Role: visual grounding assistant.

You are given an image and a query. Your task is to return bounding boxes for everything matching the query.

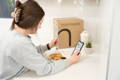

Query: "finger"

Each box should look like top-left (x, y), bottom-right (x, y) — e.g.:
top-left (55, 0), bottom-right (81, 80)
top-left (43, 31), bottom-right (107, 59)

top-left (73, 51), bottom-right (80, 56)
top-left (54, 38), bottom-right (59, 42)
top-left (54, 38), bottom-right (59, 45)
top-left (77, 52), bottom-right (80, 55)
top-left (74, 50), bottom-right (80, 54)
top-left (56, 38), bottom-right (59, 42)
top-left (76, 52), bottom-right (81, 56)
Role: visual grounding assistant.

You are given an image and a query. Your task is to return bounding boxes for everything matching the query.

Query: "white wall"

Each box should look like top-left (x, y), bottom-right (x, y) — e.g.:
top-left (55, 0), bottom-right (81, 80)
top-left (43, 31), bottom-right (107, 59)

top-left (96, 0), bottom-right (114, 79)
top-left (0, 0), bottom-right (113, 52)
top-left (107, 0), bottom-right (120, 80)
top-left (35, 0), bottom-right (114, 58)
top-left (0, 0), bottom-right (113, 53)
top-left (99, 0), bottom-right (114, 53)
top-left (0, 18), bottom-right (12, 36)
top-left (34, 0), bottom-right (102, 48)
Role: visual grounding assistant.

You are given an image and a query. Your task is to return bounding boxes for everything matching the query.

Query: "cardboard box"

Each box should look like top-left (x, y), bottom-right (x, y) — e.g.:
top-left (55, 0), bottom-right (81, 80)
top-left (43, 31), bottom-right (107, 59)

top-left (53, 18), bottom-right (84, 49)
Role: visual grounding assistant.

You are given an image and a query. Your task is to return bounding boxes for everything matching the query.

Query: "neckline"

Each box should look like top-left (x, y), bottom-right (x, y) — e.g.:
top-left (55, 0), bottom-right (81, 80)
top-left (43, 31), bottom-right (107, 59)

top-left (12, 30), bottom-right (31, 39)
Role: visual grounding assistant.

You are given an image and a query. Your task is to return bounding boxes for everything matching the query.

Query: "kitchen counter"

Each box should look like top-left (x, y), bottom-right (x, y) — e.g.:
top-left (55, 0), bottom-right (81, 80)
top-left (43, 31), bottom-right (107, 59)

top-left (13, 48), bottom-right (107, 80)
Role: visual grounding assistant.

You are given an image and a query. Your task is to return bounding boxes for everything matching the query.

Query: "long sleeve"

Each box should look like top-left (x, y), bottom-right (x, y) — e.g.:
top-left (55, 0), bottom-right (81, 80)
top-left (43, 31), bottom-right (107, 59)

top-left (8, 41), bottom-right (70, 76)
top-left (36, 44), bottom-right (48, 54)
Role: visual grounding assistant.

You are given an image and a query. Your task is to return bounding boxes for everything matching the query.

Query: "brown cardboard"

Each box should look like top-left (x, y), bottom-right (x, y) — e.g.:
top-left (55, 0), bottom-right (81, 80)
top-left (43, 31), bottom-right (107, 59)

top-left (53, 18), bottom-right (84, 49)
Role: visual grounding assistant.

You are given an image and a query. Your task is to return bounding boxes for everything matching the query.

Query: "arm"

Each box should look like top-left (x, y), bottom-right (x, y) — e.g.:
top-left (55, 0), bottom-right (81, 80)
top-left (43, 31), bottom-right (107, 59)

top-left (9, 42), bottom-right (70, 76)
top-left (36, 38), bottom-right (58, 54)
top-left (36, 44), bottom-right (49, 54)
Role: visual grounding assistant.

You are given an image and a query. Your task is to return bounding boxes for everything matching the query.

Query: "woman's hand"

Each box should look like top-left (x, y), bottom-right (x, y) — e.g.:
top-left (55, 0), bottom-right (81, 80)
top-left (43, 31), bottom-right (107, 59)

top-left (49, 38), bottom-right (58, 48)
top-left (70, 51), bottom-right (80, 65)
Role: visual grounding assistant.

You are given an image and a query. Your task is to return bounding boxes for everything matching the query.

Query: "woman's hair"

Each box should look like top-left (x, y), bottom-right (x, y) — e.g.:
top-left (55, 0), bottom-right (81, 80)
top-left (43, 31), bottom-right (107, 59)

top-left (10, 0), bottom-right (45, 30)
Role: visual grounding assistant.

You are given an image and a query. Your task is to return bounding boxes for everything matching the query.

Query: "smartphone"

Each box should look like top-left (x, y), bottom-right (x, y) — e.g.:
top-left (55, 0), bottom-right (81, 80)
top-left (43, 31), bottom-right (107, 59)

top-left (72, 41), bottom-right (84, 55)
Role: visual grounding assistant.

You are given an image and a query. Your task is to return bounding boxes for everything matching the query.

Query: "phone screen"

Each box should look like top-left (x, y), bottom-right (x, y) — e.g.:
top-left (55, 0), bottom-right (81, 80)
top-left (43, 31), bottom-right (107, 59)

top-left (72, 41), bottom-right (84, 55)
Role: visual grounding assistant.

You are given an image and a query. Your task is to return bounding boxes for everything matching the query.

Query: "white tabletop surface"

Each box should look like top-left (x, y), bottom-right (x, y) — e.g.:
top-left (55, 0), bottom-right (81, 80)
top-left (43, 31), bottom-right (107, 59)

top-left (13, 48), bottom-right (107, 80)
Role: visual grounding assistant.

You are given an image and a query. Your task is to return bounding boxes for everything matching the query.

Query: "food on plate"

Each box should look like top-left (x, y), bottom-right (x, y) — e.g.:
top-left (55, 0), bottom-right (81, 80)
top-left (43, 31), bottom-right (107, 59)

top-left (49, 52), bottom-right (66, 60)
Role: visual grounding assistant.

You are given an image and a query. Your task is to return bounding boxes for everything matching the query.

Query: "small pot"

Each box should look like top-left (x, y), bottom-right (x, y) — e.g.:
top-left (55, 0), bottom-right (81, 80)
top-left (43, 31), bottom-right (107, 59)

top-left (85, 48), bottom-right (93, 54)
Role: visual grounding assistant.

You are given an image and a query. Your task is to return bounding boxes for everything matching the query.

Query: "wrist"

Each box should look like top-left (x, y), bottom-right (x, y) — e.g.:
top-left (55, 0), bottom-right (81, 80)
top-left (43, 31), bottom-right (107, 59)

top-left (68, 59), bottom-right (72, 65)
top-left (47, 43), bottom-right (51, 50)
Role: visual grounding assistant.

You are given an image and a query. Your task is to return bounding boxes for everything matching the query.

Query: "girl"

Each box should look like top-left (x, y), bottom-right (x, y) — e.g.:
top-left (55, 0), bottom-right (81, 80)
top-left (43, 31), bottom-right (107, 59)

top-left (0, 0), bottom-right (80, 80)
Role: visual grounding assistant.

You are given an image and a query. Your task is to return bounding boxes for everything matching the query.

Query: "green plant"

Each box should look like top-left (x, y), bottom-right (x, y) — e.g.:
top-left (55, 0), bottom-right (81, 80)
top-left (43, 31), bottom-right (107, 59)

top-left (7, 0), bottom-right (15, 11)
top-left (86, 42), bottom-right (92, 48)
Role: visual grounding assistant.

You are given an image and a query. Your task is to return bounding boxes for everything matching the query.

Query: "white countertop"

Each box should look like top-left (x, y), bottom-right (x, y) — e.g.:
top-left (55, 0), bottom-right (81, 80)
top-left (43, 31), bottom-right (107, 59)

top-left (13, 48), bottom-right (107, 80)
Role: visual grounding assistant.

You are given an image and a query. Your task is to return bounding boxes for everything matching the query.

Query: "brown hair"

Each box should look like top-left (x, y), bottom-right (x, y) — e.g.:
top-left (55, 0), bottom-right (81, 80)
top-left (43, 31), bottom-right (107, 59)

top-left (11, 0), bottom-right (45, 30)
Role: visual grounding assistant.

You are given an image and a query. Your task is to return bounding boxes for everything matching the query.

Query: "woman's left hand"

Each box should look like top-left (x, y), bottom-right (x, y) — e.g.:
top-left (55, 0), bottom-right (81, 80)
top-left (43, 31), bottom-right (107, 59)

top-left (49, 38), bottom-right (58, 48)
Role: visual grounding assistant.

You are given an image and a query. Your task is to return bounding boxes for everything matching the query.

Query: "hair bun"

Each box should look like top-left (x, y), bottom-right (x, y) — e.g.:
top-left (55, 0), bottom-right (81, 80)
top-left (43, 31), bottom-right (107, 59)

top-left (16, 0), bottom-right (22, 8)
top-left (28, 0), bottom-right (34, 1)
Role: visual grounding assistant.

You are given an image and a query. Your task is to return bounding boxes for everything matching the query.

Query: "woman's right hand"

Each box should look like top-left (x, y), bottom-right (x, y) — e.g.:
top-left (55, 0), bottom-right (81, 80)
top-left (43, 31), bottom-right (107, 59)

top-left (69, 51), bottom-right (80, 65)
